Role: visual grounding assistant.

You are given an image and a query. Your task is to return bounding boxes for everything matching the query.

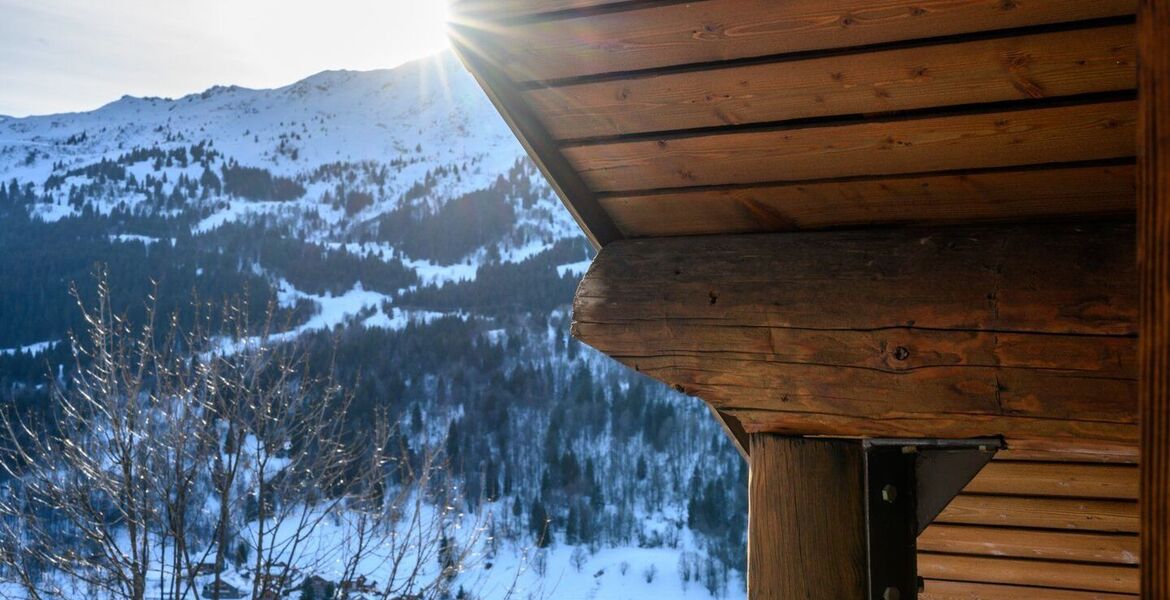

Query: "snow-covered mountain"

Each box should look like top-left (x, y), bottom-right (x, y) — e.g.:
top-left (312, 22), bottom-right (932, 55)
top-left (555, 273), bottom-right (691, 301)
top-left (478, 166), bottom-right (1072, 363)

top-left (0, 51), bottom-right (562, 240)
top-left (0, 50), bottom-right (745, 600)
top-left (0, 49), bottom-right (585, 343)
top-left (1, 50), bottom-right (517, 191)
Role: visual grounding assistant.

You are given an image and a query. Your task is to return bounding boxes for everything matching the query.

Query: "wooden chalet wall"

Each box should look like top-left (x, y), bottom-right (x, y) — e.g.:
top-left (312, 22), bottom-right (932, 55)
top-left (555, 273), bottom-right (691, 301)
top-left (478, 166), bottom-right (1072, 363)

top-left (921, 450), bottom-right (1139, 598)
top-left (449, 0), bottom-right (1152, 597)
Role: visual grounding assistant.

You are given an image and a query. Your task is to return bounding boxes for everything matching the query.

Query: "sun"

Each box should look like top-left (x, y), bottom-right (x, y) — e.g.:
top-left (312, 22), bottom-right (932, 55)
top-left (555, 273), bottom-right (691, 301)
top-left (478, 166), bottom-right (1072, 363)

top-left (389, 0), bottom-right (452, 60)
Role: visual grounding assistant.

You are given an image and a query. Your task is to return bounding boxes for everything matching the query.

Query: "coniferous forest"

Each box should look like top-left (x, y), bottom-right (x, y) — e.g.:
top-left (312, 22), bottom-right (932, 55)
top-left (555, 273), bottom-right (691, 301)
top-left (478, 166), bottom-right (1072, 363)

top-left (0, 52), bottom-right (746, 599)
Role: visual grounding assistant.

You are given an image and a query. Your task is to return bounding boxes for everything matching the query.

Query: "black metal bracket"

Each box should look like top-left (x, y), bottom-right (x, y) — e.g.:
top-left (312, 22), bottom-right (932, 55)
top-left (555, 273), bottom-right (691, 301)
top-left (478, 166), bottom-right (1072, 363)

top-left (862, 438), bottom-right (1001, 600)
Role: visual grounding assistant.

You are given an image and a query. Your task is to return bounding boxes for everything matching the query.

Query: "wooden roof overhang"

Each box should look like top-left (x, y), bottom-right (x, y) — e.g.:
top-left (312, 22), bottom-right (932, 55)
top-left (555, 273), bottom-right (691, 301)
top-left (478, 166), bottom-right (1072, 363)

top-left (448, 0), bottom-right (1168, 597)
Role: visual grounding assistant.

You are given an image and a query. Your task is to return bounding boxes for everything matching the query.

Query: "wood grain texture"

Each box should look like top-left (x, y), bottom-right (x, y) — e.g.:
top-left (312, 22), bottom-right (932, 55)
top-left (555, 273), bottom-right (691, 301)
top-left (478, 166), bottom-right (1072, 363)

top-left (562, 100), bottom-right (1137, 192)
top-left (1136, 0), bottom-right (1170, 595)
top-left (966, 462), bottom-right (1138, 499)
top-left (919, 554), bottom-right (1138, 594)
top-left (598, 164), bottom-right (1136, 237)
top-left (472, 0), bottom-right (1136, 83)
top-left (526, 24), bottom-right (1136, 140)
top-left (937, 495), bottom-right (1139, 532)
top-left (729, 409), bottom-right (1139, 447)
top-left (572, 223), bottom-right (1138, 444)
top-left (992, 441), bottom-right (1140, 464)
top-left (921, 579), bottom-right (1137, 599)
top-left (918, 524), bottom-right (1139, 564)
top-left (748, 435), bottom-right (866, 599)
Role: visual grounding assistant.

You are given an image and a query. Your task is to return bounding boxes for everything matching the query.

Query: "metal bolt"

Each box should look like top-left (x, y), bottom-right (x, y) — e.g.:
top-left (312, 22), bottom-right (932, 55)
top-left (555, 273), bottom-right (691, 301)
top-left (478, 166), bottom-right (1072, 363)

top-left (883, 586), bottom-right (901, 600)
top-left (881, 484), bottom-right (898, 504)
top-left (892, 346), bottom-right (910, 361)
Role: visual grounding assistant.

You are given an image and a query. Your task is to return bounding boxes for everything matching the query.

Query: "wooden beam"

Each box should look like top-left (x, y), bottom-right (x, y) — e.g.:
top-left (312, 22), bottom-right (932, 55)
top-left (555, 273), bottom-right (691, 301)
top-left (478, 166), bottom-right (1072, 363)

top-left (525, 24), bottom-right (1137, 140)
top-left (448, 39), bottom-right (622, 248)
top-left (572, 223), bottom-right (1138, 447)
top-left (748, 435), bottom-right (866, 599)
top-left (1137, 0), bottom-right (1170, 594)
top-left (562, 100), bottom-right (1136, 192)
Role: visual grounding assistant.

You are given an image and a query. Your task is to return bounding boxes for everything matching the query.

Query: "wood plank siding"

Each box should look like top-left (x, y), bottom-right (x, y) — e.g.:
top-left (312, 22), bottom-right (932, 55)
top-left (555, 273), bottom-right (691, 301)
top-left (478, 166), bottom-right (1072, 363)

top-left (919, 455), bottom-right (1141, 596)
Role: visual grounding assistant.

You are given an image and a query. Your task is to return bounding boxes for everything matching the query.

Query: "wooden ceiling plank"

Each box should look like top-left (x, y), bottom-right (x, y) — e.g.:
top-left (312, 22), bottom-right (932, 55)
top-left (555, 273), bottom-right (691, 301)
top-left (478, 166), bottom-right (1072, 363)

top-left (525, 24), bottom-right (1136, 140)
top-left (597, 164), bottom-right (1135, 237)
top-left (562, 100), bottom-right (1136, 192)
top-left (473, 0), bottom-right (1135, 83)
top-left (919, 554), bottom-right (1138, 594)
top-left (937, 495), bottom-right (1139, 533)
top-left (918, 524), bottom-right (1140, 564)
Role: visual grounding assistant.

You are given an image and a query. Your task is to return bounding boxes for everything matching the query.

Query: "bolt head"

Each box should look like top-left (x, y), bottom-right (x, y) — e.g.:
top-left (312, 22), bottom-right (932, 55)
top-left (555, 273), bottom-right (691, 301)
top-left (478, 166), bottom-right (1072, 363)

top-left (883, 586), bottom-right (901, 600)
top-left (881, 484), bottom-right (898, 504)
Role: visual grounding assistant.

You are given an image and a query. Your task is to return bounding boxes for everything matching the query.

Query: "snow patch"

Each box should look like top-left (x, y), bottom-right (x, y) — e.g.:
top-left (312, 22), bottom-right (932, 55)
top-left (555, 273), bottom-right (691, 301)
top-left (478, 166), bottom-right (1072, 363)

top-left (557, 259), bottom-right (592, 278)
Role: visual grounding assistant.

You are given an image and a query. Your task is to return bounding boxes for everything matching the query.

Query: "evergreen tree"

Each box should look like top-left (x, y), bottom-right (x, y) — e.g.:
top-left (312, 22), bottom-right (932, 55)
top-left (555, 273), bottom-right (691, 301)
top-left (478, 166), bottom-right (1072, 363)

top-left (530, 498), bottom-right (552, 548)
top-left (411, 403), bottom-right (423, 434)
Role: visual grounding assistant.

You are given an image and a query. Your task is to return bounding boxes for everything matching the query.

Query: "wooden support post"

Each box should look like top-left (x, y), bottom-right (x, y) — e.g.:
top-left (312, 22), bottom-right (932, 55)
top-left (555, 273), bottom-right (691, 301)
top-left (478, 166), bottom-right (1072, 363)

top-left (749, 435), bottom-right (867, 600)
top-left (1138, 0), bottom-right (1170, 595)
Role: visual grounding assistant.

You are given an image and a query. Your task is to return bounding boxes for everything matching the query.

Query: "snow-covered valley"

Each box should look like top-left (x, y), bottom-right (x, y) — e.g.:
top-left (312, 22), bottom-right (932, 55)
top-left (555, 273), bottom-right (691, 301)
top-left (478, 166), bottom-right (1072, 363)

top-left (0, 49), bottom-right (746, 600)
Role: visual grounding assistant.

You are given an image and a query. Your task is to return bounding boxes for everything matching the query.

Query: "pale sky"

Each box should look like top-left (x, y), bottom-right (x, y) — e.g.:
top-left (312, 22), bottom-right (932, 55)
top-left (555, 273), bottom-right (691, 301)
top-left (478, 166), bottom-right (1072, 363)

top-left (0, 0), bottom-right (452, 117)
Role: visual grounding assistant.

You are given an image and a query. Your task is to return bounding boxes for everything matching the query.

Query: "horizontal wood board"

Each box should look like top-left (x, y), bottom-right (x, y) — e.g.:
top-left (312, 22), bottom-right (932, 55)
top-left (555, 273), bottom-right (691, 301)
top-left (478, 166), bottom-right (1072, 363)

top-left (921, 579), bottom-right (1136, 599)
top-left (459, 0), bottom-right (1136, 83)
top-left (525, 24), bottom-right (1136, 140)
top-left (454, 0), bottom-right (1140, 239)
top-left (562, 100), bottom-right (1137, 193)
top-left (597, 164), bottom-right (1135, 237)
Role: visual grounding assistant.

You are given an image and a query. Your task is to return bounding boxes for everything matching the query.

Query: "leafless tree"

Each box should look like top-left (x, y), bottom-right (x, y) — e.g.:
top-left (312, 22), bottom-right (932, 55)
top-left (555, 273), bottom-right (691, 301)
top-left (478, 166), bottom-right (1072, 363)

top-left (0, 274), bottom-right (523, 600)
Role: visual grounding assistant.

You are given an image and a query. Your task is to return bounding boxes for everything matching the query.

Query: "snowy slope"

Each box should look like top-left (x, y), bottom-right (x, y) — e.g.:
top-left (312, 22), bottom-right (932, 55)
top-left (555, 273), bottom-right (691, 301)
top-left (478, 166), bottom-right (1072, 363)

top-left (0, 51), bottom-right (746, 600)
top-left (0, 50), bottom-right (518, 184)
top-left (0, 49), bottom-right (535, 234)
top-left (0, 49), bottom-right (583, 345)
